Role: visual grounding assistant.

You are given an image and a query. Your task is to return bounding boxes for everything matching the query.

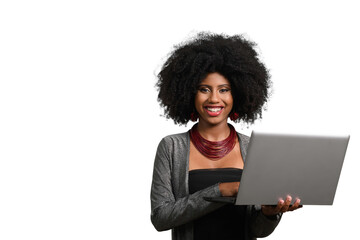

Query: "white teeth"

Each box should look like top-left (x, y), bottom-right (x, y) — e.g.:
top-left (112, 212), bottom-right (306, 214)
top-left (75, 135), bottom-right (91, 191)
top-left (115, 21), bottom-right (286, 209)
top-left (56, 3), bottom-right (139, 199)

top-left (207, 108), bottom-right (222, 112)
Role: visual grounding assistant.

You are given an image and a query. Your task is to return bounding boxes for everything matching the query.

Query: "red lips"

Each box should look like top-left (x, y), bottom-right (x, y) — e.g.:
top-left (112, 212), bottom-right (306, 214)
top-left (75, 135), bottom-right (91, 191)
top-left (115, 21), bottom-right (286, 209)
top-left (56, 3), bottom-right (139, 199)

top-left (204, 106), bottom-right (224, 117)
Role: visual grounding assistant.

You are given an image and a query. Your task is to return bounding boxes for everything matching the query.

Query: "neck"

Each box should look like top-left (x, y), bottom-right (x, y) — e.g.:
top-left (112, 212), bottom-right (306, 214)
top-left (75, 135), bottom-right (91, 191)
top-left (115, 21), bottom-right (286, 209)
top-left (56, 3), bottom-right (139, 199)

top-left (196, 120), bottom-right (231, 141)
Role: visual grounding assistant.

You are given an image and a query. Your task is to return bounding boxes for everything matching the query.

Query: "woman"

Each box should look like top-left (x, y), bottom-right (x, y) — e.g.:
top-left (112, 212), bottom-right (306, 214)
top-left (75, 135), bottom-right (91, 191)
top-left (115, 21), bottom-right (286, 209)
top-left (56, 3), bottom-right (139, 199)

top-left (151, 32), bottom-right (302, 240)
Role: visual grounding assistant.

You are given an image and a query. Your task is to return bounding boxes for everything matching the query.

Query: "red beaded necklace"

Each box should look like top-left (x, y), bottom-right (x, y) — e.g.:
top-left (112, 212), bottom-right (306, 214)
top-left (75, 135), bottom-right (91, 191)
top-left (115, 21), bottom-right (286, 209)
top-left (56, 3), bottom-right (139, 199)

top-left (189, 123), bottom-right (237, 160)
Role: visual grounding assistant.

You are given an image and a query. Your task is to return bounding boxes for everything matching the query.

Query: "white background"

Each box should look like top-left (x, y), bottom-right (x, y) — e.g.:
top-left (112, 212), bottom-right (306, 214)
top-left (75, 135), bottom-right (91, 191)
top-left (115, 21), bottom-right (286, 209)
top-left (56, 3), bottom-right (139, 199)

top-left (1, 0), bottom-right (359, 239)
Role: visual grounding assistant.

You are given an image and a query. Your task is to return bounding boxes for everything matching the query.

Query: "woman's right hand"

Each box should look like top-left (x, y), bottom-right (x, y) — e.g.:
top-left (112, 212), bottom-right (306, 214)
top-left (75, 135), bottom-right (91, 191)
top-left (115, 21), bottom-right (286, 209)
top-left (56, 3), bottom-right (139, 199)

top-left (219, 182), bottom-right (240, 196)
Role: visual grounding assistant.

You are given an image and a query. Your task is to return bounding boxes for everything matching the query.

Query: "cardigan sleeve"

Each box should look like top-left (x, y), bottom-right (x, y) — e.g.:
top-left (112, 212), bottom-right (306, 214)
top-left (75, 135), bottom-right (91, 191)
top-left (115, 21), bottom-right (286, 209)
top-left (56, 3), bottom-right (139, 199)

top-left (150, 137), bottom-right (225, 232)
top-left (248, 205), bottom-right (282, 238)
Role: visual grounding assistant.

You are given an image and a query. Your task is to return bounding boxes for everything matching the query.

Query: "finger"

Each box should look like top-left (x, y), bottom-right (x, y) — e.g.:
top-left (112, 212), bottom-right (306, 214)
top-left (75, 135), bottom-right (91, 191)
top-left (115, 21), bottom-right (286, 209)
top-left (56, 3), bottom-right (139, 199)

top-left (288, 198), bottom-right (301, 211)
top-left (274, 199), bottom-right (284, 213)
top-left (281, 196), bottom-right (292, 212)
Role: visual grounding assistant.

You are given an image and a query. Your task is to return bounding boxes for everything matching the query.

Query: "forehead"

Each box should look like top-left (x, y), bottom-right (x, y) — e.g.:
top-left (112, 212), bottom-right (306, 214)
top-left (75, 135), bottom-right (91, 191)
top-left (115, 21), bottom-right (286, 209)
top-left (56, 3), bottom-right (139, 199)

top-left (199, 73), bottom-right (230, 86)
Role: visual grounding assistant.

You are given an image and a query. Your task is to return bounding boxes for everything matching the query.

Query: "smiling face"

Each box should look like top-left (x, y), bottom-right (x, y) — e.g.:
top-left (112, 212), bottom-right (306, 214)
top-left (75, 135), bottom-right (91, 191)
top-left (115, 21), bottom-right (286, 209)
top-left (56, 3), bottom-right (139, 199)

top-left (195, 72), bottom-right (233, 126)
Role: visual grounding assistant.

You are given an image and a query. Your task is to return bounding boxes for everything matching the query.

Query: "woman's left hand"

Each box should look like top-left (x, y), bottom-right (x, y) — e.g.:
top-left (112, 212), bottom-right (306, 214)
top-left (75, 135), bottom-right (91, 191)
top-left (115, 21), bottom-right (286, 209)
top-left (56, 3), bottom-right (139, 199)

top-left (261, 195), bottom-right (303, 216)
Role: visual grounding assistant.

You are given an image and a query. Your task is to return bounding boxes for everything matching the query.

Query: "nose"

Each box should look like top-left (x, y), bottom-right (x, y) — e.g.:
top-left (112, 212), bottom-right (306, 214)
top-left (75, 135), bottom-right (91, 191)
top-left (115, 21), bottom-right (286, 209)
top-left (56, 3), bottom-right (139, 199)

top-left (209, 91), bottom-right (220, 103)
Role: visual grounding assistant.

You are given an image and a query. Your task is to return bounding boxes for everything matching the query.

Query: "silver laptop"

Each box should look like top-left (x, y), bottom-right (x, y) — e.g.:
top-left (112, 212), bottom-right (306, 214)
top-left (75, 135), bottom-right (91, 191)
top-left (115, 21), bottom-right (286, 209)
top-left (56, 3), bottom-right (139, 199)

top-left (206, 131), bottom-right (350, 205)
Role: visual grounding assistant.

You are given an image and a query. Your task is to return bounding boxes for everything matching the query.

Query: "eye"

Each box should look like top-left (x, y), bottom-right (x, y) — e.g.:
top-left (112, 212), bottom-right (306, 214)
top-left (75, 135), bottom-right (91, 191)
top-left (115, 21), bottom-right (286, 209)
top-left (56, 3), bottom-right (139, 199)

top-left (199, 87), bottom-right (210, 93)
top-left (219, 88), bottom-right (231, 93)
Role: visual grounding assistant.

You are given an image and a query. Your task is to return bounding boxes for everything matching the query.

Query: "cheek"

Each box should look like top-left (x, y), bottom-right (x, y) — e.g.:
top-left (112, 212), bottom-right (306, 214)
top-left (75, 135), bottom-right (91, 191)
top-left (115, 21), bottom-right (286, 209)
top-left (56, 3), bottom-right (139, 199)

top-left (195, 93), bottom-right (207, 103)
top-left (225, 95), bottom-right (234, 106)
top-left (194, 95), bottom-right (203, 111)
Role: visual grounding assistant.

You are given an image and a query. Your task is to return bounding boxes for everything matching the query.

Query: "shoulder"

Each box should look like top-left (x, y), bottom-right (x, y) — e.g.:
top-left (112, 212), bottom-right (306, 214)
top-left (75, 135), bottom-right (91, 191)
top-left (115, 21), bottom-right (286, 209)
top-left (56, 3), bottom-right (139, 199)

top-left (237, 132), bottom-right (250, 145)
top-left (154, 132), bottom-right (189, 168)
top-left (161, 131), bottom-right (189, 143)
top-left (157, 131), bottom-right (189, 153)
top-left (237, 132), bottom-right (250, 159)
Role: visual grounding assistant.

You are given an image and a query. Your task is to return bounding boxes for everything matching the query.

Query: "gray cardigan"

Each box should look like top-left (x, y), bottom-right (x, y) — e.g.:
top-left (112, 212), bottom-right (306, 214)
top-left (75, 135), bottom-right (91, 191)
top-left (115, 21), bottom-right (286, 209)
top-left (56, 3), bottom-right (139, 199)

top-left (150, 131), bottom-right (281, 240)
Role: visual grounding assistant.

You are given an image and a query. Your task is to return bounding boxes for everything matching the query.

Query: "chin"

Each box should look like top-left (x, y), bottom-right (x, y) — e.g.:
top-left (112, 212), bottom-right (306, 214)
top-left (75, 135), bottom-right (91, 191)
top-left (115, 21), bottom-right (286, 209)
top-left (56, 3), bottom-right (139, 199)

top-left (201, 117), bottom-right (228, 126)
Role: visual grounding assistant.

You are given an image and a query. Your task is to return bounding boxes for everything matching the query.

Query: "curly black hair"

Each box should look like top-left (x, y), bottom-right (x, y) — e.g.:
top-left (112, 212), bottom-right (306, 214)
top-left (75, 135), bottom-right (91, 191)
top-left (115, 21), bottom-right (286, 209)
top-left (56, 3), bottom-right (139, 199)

top-left (156, 32), bottom-right (271, 125)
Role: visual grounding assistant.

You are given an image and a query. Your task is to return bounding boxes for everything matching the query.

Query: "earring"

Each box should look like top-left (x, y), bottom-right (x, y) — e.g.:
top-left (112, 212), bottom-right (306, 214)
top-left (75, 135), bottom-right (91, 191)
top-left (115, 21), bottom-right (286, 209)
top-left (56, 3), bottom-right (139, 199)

top-left (229, 112), bottom-right (239, 121)
top-left (190, 112), bottom-right (198, 122)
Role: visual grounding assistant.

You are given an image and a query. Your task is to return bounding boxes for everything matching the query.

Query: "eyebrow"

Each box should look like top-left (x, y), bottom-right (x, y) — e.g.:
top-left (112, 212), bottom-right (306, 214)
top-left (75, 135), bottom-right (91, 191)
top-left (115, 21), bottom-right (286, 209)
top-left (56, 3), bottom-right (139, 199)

top-left (198, 84), bottom-right (231, 88)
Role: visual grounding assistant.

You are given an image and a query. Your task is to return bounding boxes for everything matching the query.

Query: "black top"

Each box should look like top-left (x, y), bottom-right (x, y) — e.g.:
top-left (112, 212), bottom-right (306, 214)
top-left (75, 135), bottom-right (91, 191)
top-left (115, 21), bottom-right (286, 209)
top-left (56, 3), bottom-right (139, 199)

top-left (189, 168), bottom-right (246, 240)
